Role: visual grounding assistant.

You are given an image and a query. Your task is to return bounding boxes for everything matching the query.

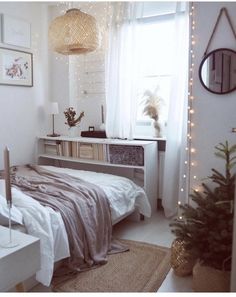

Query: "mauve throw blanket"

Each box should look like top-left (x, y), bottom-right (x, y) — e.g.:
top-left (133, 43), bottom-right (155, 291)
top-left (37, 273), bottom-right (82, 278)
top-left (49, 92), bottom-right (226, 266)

top-left (9, 164), bottom-right (128, 273)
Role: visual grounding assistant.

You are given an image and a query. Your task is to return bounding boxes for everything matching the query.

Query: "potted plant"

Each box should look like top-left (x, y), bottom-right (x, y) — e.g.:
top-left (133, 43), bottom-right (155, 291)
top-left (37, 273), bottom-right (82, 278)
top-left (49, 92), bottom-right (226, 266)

top-left (170, 141), bottom-right (236, 292)
top-left (64, 107), bottom-right (84, 137)
top-left (142, 87), bottom-right (163, 137)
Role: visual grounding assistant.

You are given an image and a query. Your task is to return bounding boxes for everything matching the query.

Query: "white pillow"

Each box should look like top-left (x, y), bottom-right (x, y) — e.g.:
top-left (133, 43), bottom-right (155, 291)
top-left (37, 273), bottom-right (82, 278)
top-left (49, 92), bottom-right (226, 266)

top-left (0, 180), bottom-right (23, 226)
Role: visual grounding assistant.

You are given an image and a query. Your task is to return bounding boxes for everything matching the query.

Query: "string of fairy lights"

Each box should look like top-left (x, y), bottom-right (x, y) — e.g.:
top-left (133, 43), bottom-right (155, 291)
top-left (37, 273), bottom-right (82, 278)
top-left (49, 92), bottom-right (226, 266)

top-left (49, 2), bottom-right (198, 220)
top-left (178, 2), bottom-right (198, 219)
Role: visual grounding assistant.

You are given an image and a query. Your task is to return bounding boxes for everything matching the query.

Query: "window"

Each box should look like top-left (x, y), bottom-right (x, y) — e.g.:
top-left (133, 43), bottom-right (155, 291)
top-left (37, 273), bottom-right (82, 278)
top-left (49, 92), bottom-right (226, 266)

top-left (105, 2), bottom-right (187, 139)
top-left (134, 14), bottom-right (175, 137)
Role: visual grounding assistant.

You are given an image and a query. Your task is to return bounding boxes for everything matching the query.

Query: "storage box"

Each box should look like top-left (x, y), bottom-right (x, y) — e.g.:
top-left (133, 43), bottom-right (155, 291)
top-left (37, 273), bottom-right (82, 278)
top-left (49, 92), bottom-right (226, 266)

top-left (81, 131), bottom-right (106, 138)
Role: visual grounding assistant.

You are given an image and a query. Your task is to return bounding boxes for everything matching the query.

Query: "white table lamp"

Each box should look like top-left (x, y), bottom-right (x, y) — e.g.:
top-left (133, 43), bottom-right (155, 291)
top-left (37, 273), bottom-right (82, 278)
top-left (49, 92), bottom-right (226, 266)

top-left (47, 102), bottom-right (60, 137)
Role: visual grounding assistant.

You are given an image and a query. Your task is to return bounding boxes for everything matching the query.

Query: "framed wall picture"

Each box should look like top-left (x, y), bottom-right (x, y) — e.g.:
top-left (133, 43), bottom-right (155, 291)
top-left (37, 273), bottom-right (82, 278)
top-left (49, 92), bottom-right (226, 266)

top-left (1, 14), bottom-right (31, 48)
top-left (0, 47), bottom-right (33, 87)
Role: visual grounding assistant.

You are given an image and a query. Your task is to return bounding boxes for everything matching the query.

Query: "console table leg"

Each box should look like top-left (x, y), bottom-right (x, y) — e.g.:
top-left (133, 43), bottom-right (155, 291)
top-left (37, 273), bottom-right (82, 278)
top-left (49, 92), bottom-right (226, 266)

top-left (140, 214), bottom-right (145, 221)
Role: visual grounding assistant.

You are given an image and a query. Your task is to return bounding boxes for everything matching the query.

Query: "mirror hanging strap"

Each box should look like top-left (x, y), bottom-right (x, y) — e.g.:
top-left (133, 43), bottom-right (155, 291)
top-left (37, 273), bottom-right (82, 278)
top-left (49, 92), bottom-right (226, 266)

top-left (204, 7), bottom-right (236, 56)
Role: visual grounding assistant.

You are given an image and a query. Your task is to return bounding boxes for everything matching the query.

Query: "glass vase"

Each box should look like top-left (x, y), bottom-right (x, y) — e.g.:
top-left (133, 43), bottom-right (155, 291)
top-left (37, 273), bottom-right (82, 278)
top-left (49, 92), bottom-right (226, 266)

top-left (68, 126), bottom-right (80, 137)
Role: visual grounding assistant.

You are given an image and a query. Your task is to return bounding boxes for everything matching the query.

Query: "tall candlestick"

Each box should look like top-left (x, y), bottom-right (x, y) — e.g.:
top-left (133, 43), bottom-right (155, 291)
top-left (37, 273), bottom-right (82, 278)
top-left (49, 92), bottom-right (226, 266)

top-left (101, 105), bottom-right (104, 124)
top-left (4, 147), bottom-right (12, 207)
top-left (0, 147), bottom-right (18, 248)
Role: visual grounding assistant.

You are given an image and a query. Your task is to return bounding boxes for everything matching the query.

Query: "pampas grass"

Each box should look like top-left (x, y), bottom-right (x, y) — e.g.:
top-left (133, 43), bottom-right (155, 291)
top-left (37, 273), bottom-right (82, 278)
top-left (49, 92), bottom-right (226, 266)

top-left (142, 87), bottom-right (163, 137)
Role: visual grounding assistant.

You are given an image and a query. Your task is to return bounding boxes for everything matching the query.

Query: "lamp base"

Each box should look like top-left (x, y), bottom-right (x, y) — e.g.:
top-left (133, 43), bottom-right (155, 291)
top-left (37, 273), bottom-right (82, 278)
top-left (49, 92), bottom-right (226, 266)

top-left (1, 204), bottom-right (19, 249)
top-left (0, 241), bottom-right (19, 249)
top-left (47, 133), bottom-right (60, 137)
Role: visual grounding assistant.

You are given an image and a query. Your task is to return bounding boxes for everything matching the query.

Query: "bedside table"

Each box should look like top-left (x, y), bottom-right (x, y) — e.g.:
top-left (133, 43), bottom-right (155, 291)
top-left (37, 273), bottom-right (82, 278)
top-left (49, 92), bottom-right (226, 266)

top-left (0, 226), bottom-right (40, 292)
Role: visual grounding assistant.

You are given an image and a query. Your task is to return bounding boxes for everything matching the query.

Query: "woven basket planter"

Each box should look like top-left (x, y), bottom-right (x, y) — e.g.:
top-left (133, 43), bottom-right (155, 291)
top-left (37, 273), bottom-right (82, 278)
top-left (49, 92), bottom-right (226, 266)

top-left (192, 261), bottom-right (230, 292)
top-left (170, 239), bottom-right (196, 277)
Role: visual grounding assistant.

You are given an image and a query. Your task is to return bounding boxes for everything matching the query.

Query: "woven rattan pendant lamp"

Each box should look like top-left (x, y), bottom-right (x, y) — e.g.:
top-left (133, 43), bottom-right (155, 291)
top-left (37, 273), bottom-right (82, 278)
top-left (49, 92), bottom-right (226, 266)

top-left (48, 8), bottom-right (100, 55)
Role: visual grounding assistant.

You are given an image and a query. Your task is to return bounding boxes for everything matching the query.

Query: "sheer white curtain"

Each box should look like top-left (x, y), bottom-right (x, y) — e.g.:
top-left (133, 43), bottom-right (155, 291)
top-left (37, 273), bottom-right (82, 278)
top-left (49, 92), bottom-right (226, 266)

top-left (105, 2), bottom-right (141, 139)
top-left (162, 4), bottom-right (189, 218)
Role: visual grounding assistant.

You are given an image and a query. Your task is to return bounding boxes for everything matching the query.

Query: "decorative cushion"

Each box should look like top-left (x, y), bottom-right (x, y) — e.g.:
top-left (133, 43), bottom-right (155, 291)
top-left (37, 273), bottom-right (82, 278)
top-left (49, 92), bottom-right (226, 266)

top-left (0, 179), bottom-right (23, 226)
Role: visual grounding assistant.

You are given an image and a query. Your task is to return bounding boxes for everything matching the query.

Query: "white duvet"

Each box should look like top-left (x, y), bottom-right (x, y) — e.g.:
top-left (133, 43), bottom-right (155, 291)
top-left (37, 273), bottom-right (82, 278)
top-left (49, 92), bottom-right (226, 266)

top-left (9, 166), bottom-right (151, 287)
top-left (11, 187), bottom-right (70, 287)
top-left (42, 166), bottom-right (151, 222)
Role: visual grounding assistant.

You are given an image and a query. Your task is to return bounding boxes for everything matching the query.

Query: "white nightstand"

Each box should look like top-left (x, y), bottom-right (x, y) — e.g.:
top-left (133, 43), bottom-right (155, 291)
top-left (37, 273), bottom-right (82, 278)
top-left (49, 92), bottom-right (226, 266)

top-left (0, 226), bottom-right (40, 292)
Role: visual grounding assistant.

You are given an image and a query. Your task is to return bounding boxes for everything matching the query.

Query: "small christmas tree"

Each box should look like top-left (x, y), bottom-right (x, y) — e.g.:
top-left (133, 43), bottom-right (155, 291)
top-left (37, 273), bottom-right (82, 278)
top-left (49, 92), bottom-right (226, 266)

top-left (170, 141), bottom-right (236, 271)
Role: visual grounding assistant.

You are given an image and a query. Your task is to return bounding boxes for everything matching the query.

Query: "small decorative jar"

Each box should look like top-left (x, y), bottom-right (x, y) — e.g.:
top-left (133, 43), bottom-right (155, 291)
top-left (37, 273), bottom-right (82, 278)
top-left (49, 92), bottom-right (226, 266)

top-left (170, 238), bottom-right (196, 277)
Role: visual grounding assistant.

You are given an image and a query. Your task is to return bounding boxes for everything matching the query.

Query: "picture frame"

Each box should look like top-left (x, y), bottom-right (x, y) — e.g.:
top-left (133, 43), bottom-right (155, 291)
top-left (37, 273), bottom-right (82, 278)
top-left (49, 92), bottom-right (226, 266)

top-left (0, 47), bottom-right (33, 87)
top-left (89, 126), bottom-right (95, 132)
top-left (1, 14), bottom-right (31, 48)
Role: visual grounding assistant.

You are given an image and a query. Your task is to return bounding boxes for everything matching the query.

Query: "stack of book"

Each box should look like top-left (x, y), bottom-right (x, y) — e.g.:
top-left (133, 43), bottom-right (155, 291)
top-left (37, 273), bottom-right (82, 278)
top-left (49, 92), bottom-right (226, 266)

top-left (44, 140), bottom-right (110, 162)
top-left (62, 141), bottom-right (72, 157)
top-left (71, 142), bottom-right (79, 158)
top-left (56, 141), bottom-right (63, 156)
top-left (44, 140), bottom-right (58, 155)
top-left (97, 144), bottom-right (106, 161)
top-left (78, 143), bottom-right (108, 161)
top-left (79, 143), bottom-right (94, 159)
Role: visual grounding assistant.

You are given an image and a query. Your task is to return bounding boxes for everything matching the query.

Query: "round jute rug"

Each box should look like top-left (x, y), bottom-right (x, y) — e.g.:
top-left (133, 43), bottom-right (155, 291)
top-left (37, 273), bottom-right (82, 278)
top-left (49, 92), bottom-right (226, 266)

top-left (52, 239), bottom-right (171, 292)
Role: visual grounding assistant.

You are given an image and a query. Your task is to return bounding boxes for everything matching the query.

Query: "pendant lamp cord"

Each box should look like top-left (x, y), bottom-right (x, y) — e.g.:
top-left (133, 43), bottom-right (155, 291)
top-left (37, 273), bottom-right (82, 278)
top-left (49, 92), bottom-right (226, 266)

top-left (204, 7), bottom-right (236, 56)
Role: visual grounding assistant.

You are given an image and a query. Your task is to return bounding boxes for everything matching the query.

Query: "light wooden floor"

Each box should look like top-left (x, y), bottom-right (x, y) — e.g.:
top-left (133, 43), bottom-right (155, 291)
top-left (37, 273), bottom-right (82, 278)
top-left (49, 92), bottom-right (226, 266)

top-left (31, 211), bottom-right (192, 292)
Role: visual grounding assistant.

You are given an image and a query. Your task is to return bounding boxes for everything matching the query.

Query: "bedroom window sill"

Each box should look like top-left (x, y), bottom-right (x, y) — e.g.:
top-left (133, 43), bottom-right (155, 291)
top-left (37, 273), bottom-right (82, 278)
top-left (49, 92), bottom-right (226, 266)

top-left (134, 136), bottom-right (166, 141)
top-left (134, 136), bottom-right (166, 151)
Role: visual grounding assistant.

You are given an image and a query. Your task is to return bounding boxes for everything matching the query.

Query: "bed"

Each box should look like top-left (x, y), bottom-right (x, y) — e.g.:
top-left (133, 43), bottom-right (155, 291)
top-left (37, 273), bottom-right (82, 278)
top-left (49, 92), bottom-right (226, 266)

top-left (0, 165), bottom-right (151, 287)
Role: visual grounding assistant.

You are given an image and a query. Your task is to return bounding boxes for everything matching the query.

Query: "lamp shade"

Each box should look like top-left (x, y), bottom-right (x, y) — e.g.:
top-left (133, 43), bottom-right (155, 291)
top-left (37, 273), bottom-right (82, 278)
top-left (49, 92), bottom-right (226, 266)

top-left (48, 8), bottom-right (100, 55)
top-left (48, 102), bottom-right (59, 115)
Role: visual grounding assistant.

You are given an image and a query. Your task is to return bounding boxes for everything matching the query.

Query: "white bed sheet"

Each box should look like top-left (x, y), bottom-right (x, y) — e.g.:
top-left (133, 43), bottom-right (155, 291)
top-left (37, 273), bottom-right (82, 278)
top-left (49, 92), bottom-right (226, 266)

top-left (42, 165), bottom-right (152, 222)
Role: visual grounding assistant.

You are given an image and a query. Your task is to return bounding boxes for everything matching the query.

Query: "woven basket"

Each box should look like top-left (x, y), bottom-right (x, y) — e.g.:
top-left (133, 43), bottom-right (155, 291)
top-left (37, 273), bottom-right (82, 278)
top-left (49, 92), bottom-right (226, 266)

top-left (192, 261), bottom-right (230, 292)
top-left (170, 239), bottom-right (196, 277)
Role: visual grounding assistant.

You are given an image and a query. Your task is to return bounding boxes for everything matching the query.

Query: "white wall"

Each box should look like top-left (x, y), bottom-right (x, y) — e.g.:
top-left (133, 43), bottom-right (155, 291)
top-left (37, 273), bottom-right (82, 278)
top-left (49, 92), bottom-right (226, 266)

top-left (0, 2), bottom-right (50, 169)
top-left (48, 2), bottom-right (109, 136)
top-left (191, 2), bottom-right (236, 189)
top-left (48, 4), bottom-right (70, 136)
top-left (193, 7), bottom-right (236, 288)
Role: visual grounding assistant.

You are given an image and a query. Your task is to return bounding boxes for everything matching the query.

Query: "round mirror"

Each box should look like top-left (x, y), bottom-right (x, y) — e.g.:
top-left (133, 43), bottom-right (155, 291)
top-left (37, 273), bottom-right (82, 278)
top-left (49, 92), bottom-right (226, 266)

top-left (199, 48), bottom-right (236, 94)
